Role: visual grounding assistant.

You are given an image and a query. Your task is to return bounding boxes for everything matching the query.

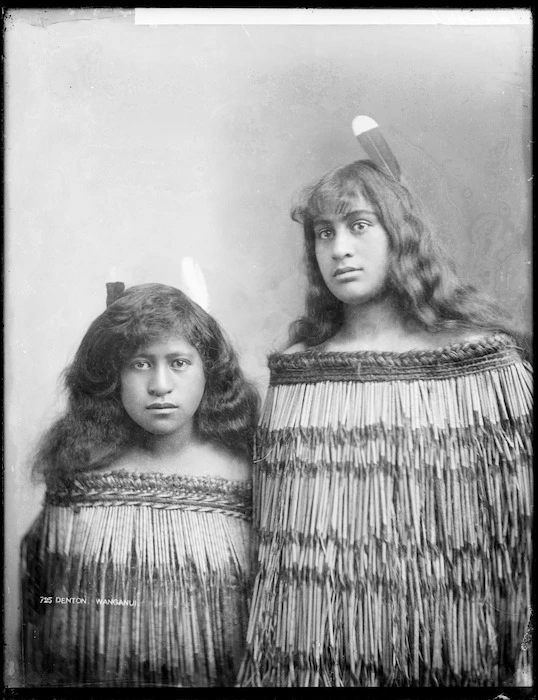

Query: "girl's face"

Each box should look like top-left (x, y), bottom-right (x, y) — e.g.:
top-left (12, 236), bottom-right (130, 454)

top-left (313, 191), bottom-right (391, 306)
top-left (120, 334), bottom-right (206, 440)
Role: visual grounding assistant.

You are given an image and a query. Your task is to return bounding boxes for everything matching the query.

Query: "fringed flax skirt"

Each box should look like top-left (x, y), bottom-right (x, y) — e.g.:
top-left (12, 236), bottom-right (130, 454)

top-left (21, 471), bottom-right (252, 687)
top-left (238, 334), bottom-right (532, 687)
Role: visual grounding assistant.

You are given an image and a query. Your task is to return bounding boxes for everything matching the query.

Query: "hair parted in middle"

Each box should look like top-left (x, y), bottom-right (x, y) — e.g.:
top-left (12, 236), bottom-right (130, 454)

top-left (288, 159), bottom-right (516, 348)
top-left (33, 283), bottom-right (259, 486)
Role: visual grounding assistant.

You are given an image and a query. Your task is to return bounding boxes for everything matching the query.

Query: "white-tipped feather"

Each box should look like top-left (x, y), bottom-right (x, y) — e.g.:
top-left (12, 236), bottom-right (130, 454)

top-left (352, 114), bottom-right (401, 181)
top-left (352, 115), bottom-right (379, 137)
top-left (179, 257), bottom-right (210, 312)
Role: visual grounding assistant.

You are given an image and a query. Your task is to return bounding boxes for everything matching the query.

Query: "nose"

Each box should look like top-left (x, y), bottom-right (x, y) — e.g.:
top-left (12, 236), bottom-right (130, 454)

top-left (331, 225), bottom-right (354, 260)
top-left (148, 364), bottom-right (174, 396)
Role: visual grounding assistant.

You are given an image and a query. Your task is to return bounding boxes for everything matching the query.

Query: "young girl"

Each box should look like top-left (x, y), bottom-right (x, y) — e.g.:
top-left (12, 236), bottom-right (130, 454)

top-left (238, 160), bottom-right (533, 687)
top-left (21, 283), bottom-right (259, 687)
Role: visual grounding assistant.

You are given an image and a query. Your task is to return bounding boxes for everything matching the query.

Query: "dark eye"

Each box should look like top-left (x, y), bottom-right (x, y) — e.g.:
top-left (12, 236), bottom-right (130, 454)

top-left (351, 221), bottom-right (369, 233)
top-left (132, 360), bottom-right (150, 370)
top-left (170, 359), bottom-right (189, 370)
top-left (316, 228), bottom-right (334, 240)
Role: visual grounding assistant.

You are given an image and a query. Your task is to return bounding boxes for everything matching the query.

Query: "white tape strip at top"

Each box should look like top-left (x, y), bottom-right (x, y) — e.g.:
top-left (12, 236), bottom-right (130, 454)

top-left (134, 8), bottom-right (531, 27)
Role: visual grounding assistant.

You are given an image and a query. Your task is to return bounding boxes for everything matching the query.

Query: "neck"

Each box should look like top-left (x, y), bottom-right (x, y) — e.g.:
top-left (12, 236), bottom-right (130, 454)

top-left (145, 424), bottom-right (200, 459)
top-left (341, 293), bottom-right (409, 340)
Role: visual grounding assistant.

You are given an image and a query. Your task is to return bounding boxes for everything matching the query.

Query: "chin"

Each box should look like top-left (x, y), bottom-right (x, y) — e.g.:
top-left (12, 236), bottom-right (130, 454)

top-left (144, 426), bottom-right (179, 437)
top-left (337, 284), bottom-right (390, 306)
top-left (335, 292), bottom-right (380, 306)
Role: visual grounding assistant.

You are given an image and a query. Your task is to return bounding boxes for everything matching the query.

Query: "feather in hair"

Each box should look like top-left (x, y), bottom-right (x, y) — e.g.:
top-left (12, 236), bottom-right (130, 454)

top-left (352, 115), bottom-right (401, 182)
top-left (106, 282), bottom-right (126, 307)
top-left (179, 257), bottom-right (210, 312)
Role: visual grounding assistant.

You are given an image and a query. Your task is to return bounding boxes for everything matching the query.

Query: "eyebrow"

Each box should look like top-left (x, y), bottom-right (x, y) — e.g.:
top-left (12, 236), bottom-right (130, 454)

top-left (313, 209), bottom-right (378, 225)
top-left (131, 351), bottom-right (195, 360)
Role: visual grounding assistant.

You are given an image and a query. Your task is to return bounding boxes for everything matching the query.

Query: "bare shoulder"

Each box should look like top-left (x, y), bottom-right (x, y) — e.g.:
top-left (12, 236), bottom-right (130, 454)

top-left (93, 448), bottom-right (149, 475)
top-left (437, 328), bottom-right (493, 347)
top-left (390, 327), bottom-right (495, 353)
top-left (198, 441), bottom-right (252, 483)
top-left (283, 341), bottom-right (308, 354)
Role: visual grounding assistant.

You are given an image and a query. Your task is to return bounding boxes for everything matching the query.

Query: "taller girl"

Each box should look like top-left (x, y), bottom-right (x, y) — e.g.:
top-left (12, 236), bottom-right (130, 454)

top-left (238, 160), bottom-right (532, 686)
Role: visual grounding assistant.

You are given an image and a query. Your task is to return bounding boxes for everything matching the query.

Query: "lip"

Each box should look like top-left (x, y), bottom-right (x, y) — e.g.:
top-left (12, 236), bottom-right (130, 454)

top-left (334, 266), bottom-right (363, 277)
top-left (146, 403), bottom-right (178, 410)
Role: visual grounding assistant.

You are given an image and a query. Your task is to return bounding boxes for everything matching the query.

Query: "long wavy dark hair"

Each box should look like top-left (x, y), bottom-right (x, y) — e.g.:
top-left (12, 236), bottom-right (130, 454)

top-left (33, 284), bottom-right (259, 487)
top-left (289, 159), bottom-right (530, 354)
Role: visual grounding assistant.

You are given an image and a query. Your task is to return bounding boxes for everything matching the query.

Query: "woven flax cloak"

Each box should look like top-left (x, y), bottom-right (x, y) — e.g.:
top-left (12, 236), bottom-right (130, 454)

top-left (238, 334), bottom-right (532, 687)
top-left (21, 472), bottom-right (252, 687)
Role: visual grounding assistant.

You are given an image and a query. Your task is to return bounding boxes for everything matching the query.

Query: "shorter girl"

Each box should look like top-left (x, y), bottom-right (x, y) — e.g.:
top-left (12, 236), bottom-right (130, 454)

top-left (21, 283), bottom-right (259, 687)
